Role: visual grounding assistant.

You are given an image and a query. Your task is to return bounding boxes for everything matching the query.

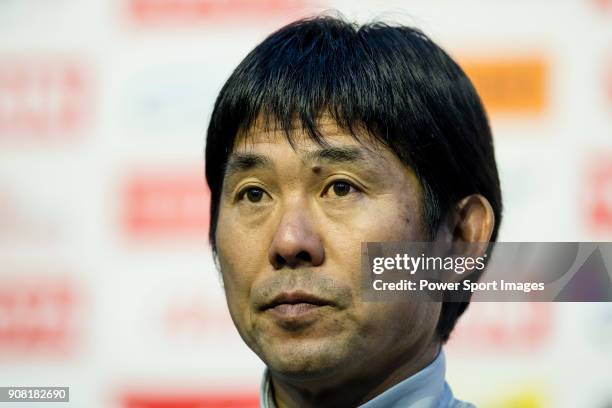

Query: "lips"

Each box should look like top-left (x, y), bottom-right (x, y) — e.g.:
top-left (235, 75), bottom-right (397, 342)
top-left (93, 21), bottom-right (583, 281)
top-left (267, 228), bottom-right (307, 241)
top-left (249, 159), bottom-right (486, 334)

top-left (260, 291), bottom-right (333, 319)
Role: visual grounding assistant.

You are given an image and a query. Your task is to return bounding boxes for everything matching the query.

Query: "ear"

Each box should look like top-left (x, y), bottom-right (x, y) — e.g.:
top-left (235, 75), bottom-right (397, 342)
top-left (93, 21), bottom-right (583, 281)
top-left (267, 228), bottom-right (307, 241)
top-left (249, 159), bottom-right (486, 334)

top-left (441, 194), bottom-right (495, 282)
top-left (450, 194), bottom-right (495, 244)
top-left (429, 194), bottom-right (495, 289)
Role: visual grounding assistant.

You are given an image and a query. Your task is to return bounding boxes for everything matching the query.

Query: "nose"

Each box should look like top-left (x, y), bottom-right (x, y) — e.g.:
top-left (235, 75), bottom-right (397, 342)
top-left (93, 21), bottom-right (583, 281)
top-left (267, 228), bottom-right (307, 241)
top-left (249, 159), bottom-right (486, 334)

top-left (268, 201), bottom-right (325, 269)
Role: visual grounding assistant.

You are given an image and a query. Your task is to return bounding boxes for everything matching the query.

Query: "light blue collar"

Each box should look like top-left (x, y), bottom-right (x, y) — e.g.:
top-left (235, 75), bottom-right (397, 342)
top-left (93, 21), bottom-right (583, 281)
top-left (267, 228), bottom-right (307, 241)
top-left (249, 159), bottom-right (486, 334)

top-left (259, 350), bottom-right (474, 407)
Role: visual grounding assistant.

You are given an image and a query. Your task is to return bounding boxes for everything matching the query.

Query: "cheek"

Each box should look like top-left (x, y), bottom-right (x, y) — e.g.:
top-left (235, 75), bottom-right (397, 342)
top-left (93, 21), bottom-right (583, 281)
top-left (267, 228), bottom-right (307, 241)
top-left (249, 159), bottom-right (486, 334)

top-left (324, 197), bottom-right (424, 291)
top-left (356, 301), bottom-right (441, 351)
top-left (327, 211), bottom-right (422, 281)
top-left (215, 206), bottom-right (276, 318)
top-left (216, 211), bottom-right (259, 314)
top-left (350, 191), bottom-right (424, 243)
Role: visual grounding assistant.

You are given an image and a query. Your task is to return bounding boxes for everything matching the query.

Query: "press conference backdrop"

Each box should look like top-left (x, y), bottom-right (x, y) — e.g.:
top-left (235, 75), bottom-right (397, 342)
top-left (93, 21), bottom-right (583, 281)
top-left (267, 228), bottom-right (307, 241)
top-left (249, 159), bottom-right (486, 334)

top-left (0, 1), bottom-right (610, 407)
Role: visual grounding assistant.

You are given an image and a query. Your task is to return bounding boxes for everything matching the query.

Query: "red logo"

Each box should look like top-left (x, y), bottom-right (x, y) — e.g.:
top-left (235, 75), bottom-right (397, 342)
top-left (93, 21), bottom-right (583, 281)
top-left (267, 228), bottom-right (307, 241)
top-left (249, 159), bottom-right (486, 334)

top-left (0, 59), bottom-right (90, 138)
top-left (588, 157), bottom-right (612, 231)
top-left (0, 276), bottom-right (78, 357)
top-left (122, 170), bottom-right (210, 239)
top-left (447, 303), bottom-right (552, 353)
top-left (122, 393), bottom-right (259, 408)
top-left (127, 0), bottom-right (307, 25)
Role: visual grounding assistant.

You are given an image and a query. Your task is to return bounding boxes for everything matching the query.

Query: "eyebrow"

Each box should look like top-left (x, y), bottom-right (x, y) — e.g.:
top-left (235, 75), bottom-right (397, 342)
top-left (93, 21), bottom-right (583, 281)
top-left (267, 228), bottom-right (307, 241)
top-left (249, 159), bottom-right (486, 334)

top-left (224, 153), bottom-right (273, 181)
top-left (223, 146), bottom-right (373, 181)
top-left (303, 146), bottom-right (366, 164)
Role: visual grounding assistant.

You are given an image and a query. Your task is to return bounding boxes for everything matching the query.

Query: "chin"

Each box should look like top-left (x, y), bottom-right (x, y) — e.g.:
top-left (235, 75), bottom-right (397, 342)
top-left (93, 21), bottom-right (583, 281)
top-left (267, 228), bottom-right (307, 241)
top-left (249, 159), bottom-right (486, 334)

top-left (261, 339), bottom-right (350, 380)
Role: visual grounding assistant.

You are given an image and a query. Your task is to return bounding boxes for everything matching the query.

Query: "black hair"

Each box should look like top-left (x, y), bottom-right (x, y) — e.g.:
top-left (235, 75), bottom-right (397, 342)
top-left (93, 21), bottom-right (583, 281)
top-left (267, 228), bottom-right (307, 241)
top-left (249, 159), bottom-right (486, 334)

top-left (205, 15), bottom-right (502, 342)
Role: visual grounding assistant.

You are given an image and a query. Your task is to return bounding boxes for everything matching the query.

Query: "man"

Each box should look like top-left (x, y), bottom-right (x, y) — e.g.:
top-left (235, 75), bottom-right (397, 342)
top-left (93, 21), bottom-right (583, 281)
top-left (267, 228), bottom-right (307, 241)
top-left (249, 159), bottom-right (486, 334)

top-left (205, 15), bottom-right (502, 408)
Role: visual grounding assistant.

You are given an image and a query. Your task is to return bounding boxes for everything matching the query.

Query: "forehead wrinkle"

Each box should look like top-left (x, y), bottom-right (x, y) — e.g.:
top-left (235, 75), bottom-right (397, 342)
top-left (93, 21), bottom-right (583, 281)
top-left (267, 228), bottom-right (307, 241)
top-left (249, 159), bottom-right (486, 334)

top-left (300, 145), bottom-right (384, 177)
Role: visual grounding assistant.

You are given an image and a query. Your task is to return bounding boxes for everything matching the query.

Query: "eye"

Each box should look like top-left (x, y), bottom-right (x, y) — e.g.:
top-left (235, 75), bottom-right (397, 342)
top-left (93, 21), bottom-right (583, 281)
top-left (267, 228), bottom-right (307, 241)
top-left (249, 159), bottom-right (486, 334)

top-left (332, 181), bottom-right (351, 196)
top-left (238, 187), bottom-right (267, 203)
top-left (323, 180), bottom-right (359, 198)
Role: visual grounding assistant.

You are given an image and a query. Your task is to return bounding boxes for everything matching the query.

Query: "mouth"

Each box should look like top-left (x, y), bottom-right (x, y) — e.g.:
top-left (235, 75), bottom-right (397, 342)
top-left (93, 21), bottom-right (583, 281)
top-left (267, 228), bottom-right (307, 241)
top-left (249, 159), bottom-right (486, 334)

top-left (261, 291), bottom-right (334, 319)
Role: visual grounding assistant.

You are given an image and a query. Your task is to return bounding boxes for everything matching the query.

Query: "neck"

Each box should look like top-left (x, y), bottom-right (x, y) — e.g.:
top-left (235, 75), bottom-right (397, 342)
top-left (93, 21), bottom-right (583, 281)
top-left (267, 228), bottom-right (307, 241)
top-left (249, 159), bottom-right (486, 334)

top-left (269, 341), bottom-right (441, 408)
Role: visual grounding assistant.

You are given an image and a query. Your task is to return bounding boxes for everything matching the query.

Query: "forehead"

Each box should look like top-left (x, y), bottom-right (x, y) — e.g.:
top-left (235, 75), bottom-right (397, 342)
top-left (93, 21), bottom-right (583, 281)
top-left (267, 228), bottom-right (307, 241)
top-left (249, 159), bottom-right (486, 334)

top-left (233, 117), bottom-right (386, 157)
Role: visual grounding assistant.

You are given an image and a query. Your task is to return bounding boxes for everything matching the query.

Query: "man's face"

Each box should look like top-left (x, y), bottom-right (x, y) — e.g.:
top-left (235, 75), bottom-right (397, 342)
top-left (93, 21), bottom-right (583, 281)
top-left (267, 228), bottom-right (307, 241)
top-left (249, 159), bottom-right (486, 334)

top-left (215, 120), bottom-right (441, 384)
